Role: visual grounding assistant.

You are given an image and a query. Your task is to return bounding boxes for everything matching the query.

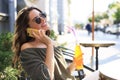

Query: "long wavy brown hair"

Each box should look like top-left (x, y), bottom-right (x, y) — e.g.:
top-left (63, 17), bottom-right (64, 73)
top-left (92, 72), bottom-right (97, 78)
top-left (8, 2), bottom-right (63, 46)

top-left (12, 6), bottom-right (43, 68)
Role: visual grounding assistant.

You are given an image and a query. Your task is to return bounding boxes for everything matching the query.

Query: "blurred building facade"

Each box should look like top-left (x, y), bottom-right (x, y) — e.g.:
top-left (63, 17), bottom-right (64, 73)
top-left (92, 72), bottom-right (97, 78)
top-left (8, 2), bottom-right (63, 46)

top-left (0, 0), bottom-right (71, 34)
top-left (57, 0), bottom-right (70, 35)
top-left (0, 0), bottom-right (16, 32)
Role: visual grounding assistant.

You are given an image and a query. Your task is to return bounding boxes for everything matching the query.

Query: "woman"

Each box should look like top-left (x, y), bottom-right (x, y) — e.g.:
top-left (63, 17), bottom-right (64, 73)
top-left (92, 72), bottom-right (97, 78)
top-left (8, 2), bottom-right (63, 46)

top-left (12, 6), bottom-right (77, 80)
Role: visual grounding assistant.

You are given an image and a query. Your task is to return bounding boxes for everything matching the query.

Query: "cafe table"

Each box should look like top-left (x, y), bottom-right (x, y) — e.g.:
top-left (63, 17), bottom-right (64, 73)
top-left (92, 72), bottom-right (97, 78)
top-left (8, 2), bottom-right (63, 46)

top-left (79, 40), bottom-right (115, 70)
top-left (100, 58), bottom-right (120, 80)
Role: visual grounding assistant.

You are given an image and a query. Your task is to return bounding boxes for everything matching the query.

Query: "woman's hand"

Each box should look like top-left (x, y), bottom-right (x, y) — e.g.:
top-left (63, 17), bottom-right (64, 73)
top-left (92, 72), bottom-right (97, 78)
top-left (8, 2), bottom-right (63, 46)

top-left (33, 29), bottom-right (52, 46)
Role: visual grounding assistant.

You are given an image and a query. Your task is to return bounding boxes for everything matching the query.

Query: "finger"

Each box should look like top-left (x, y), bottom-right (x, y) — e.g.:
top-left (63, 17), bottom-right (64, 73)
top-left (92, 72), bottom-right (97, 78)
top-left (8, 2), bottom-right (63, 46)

top-left (32, 31), bottom-right (39, 39)
top-left (40, 30), bottom-right (47, 37)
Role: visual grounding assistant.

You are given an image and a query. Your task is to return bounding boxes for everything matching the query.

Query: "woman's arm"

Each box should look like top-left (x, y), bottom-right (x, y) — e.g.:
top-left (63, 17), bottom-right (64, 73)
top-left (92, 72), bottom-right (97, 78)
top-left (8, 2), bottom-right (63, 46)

top-left (45, 44), bottom-right (54, 80)
top-left (67, 59), bottom-right (76, 74)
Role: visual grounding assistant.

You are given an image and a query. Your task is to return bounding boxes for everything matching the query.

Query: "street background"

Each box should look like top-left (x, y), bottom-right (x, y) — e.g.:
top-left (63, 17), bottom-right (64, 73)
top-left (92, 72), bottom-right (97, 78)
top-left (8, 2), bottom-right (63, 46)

top-left (57, 29), bottom-right (120, 79)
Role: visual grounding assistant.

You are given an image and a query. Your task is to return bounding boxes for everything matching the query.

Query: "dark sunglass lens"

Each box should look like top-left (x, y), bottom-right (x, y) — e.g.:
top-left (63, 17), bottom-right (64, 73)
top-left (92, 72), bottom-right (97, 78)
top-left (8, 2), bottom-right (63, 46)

top-left (35, 18), bottom-right (41, 24)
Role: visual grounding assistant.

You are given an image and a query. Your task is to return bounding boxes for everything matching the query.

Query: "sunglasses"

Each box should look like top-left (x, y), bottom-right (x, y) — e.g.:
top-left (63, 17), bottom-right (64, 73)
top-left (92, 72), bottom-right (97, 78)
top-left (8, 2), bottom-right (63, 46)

top-left (32, 12), bottom-right (46, 24)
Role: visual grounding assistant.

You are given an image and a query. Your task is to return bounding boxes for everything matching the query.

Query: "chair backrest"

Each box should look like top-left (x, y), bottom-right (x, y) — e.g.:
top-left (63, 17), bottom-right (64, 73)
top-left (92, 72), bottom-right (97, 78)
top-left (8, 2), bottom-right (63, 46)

top-left (58, 46), bottom-right (74, 63)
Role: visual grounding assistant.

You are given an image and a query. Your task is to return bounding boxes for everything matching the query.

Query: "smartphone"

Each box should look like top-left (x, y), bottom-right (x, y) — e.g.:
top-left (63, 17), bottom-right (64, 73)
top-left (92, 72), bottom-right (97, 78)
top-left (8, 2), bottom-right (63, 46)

top-left (27, 28), bottom-right (51, 37)
top-left (27, 28), bottom-right (39, 37)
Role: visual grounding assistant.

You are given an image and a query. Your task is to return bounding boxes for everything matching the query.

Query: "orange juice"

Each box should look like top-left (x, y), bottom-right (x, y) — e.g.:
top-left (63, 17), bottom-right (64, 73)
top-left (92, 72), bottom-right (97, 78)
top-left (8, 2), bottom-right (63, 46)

top-left (74, 44), bottom-right (83, 70)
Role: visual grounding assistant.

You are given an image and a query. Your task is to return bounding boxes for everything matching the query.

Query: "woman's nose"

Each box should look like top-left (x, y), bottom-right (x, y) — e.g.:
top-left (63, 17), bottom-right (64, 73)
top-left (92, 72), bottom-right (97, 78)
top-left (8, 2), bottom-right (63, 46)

top-left (41, 17), bottom-right (46, 23)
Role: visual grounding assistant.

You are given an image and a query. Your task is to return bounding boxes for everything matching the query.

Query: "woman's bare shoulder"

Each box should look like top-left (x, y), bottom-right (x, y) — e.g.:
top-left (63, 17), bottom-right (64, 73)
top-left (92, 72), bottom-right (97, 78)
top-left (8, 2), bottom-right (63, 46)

top-left (21, 42), bottom-right (32, 51)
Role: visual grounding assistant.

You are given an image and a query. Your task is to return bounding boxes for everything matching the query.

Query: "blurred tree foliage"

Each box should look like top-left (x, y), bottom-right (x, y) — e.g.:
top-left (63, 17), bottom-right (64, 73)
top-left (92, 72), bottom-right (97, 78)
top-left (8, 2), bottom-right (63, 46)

top-left (49, 30), bottom-right (58, 40)
top-left (108, 1), bottom-right (120, 24)
top-left (74, 23), bottom-right (84, 29)
top-left (0, 32), bottom-right (19, 80)
top-left (0, 66), bottom-right (19, 80)
top-left (114, 8), bottom-right (120, 24)
top-left (88, 12), bottom-right (109, 23)
top-left (0, 32), bottom-right (13, 72)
